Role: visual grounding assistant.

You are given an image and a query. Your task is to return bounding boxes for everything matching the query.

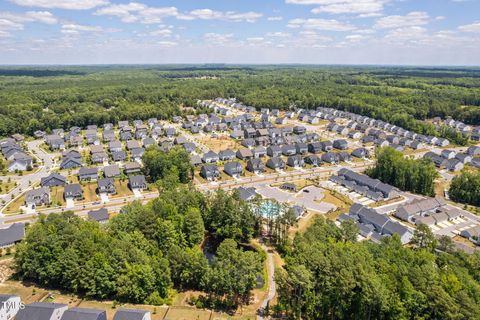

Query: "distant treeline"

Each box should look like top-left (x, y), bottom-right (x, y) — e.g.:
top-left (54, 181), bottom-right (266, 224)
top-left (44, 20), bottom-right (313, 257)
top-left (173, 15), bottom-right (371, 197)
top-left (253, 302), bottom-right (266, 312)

top-left (0, 66), bottom-right (479, 138)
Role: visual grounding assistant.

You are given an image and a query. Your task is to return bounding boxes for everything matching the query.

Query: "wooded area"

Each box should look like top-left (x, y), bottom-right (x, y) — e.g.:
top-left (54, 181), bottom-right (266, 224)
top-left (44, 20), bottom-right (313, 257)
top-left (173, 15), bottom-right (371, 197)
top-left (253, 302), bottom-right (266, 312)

top-left (0, 66), bottom-right (479, 141)
top-left (15, 184), bottom-right (263, 309)
top-left (449, 170), bottom-right (480, 207)
top-left (366, 147), bottom-right (438, 196)
top-left (276, 217), bottom-right (480, 319)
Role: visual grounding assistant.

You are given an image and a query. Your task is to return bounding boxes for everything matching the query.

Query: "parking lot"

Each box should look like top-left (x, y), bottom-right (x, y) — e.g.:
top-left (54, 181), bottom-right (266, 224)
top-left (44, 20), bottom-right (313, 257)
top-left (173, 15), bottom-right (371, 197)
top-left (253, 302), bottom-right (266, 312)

top-left (256, 184), bottom-right (336, 213)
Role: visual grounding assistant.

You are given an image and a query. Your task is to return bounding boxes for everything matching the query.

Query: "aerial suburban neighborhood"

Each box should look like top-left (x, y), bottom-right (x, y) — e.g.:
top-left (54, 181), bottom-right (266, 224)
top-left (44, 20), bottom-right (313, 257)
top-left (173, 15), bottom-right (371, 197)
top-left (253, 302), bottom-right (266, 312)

top-left (0, 0), bottom-right (480, 318)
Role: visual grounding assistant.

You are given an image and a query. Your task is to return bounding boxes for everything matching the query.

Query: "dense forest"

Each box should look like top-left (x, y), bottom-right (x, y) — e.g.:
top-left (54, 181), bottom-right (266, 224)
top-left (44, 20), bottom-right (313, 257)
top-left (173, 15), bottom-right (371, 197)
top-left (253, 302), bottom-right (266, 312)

top-left (366, 147), bottom-right (438, 196)
top-left (276, 217), bottom-right (480, 319)
top-left (449, 170), bottom-right (480, 207)
top-left (15, 183), bottom-right (263, 309)
top-left (0, 65), bottom-right (479, 140)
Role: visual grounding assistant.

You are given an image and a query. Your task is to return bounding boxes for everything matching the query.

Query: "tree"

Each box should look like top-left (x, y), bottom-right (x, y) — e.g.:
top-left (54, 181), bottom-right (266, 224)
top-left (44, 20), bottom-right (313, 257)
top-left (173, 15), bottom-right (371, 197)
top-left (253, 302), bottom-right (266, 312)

top-left (339, 219), bottom-right (359, 243)
top-left (183, 207), bottom-right (205, 246)
top-left (449, 170), bottom-right (480, 207)
top-left (116, 263), bottom-right (156, 304)
top-left (143, 146), bottom-right (193, 183)
top-left (202, 239), bottom-right (263, 308)
top-left (411, 223), bottom-right (437, 251)
top-left (205, 190), bottom-right (257, 242)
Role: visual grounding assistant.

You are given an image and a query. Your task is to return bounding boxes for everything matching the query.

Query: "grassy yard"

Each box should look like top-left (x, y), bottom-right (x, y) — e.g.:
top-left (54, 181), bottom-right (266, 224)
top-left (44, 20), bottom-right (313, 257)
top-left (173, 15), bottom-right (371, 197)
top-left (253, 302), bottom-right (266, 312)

top-left (50, 186), bottom-right (65, 207)
top-left (111, 179), bottom-right (133, 198)
top-left (79, 182), bottom-right (99, 203)
top-left (3, 194), bottom-right (26, 214)
top-left (0, 180), bottom-right (17, 194)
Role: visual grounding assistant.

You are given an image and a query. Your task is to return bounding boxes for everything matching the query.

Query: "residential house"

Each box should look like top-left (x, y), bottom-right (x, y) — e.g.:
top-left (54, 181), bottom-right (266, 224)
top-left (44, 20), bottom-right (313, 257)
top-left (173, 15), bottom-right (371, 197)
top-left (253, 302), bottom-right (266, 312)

top-left (143, 137), bottom-right (156, 148)
top-left (112, 150), bottom-right (127, 162)
top-left (266, 157), bottom-right (285, 170)
top-left (64, 184), bottom-right (83, 200)
top-left (131, 148), bottom-right (145, 161)
top-left (60, 156), bottom-right (82, 169)
top-left (45, 134), bottom-right (65, 150)
top-left (236, 148), bottom-right (253, 160)
top-left (467, 146), bottom-right (480, 156)
top-left (190, 155), bottom-right (202, 166)
top-left (218, 149), bottom-right (236, 161)
top-left (224, 161), bottom-right (243, 178)
top-left (333, 139), bottom-right (348, 150)
top-left (446, 158), bottom-right (464, 172)
top-left (200, 164), bottom-right (220, 181)
top-left (128, 175), bottom-right (147, 190)
top-left (351, 148), bottom-right (369, 158)
top-left (109, 140), bottom-right (123, 153)
top-left (61, 307), bottom-right (107, 320)
top-left (287, 155), bottom-right (305, 168)
top-left (113, 309), bottom-right (151, 320)
top-left (124, 162), bottom-right (141, 175)
top-left (282, 144), bottom-right (296, 156)
top-left (97, 178), bottom-right (116, 194)
top-left (0, 223), bottom-right (24, 248)
top-left (0, 295), bottom-right (21, 319)
top-left (252, 146), bottom-right (267, 158)
top-left (8, 152), bottom-right (33, 172)
top-left (41, 173), bottom-right (66, 187)
top-left (126, 140), bottom-right (141, 150)
top-left (246, 159), bottom-right (265, 174)
top-left (441, 149), bottom-right (456, 159)
top-left (92, 152), bottom-right (109, 164)
top-left (293, 126), bottom-right (306, 135)
top-left (183, 143), bottom-right (196, 153)
top-left (78, 167), bottom-right (98, 181)
top-left (308, 142), bottom-right (322, 154)
top-left (25, 187), bottom-right (50, 208)
top-left (304, 155), bottom-right (321, 166)
top-left (104, 164), bottom-right (121, 178)
top-left (320, 141), bottom-right (333, 152)
top-left (202, 151), bottom-right (219, 163)
top-left (455, 153), bottom-right (472, 164)
top-left (295, 143), bottom-right (308, 155)
top-left (16, 302), bottom-right (68, 320)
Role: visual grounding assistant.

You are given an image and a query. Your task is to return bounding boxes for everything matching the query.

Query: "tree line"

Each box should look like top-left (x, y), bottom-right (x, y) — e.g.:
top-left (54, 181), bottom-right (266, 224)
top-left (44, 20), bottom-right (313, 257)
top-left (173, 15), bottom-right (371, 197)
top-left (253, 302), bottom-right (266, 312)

top-left (366, 147), bottom-right (438, 196)
top-left (0, 66), bottom-right (478, 144)
top-left (275, 217), bottom-right (480, 319)
top-left (449, 170), bottom-right (480, 207)
top-left (15, 183), bottom-right (263, 310)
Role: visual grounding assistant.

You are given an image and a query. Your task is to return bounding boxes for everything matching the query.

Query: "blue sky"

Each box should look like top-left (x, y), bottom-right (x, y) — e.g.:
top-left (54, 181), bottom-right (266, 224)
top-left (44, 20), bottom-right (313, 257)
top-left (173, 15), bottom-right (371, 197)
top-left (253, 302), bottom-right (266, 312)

top-left (0, 0), bottom-right (479, 65)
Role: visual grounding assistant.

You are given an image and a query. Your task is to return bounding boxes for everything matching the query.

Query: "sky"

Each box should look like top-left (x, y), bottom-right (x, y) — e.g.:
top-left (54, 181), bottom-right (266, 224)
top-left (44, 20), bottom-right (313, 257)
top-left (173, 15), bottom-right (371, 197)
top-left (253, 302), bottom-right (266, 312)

top-left (0, 0), bottom-right (479, 65)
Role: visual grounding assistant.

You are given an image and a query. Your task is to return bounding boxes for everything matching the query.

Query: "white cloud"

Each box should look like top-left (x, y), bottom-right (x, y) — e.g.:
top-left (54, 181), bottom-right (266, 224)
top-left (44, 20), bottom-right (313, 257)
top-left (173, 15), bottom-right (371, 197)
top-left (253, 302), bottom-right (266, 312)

top-left (286, 0), bottom-right (388, 15)
top-left (150, 28), bottom-right (172, 37)
top-left (9, 0), bottom-right (109, 10)
top-left (266, 32), bottom-right (291, 38)
top-left (288, 18), bottom-right (356, 31)
top-left (95, 3), bottom-right (178, 24)
top-left (0, 11), bottom-right (57, 37)
top-left (61, 24), bottom-right (104, 35)
top-left (458, 21), bottom-right (480, 33)
top-left (267, 16), bottom-right (283, 21)
top-left (180, 9), bottom-right (262, 23)
top-left (158, 41), bottom-right (177, 47)
top-left (374, 11), bottom-right (429, 29)
top-left (203, 33), bottom-right (235, 45)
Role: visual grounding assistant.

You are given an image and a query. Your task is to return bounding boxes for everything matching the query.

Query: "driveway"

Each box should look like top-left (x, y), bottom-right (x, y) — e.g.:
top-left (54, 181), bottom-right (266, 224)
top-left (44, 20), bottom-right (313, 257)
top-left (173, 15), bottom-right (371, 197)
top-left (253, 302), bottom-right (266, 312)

top-left (132, 189), bottom-right (142, 198)
top-left (65, 198), bottom-right (75, 209)
top-left (99, 193), bottom-right (110, 203)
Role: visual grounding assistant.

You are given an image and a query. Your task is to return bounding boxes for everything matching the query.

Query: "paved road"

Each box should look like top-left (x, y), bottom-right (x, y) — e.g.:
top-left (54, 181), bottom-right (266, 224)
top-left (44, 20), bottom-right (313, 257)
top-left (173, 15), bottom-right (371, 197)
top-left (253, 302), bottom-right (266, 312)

top-left (258, 243), bottom-right (276, 320)
top-left (197, 162), bottom-right (370, 192)
top-left (0, 140), bottom-right (58, 214)
top-left (0, 191), bottom-right (159, 224)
